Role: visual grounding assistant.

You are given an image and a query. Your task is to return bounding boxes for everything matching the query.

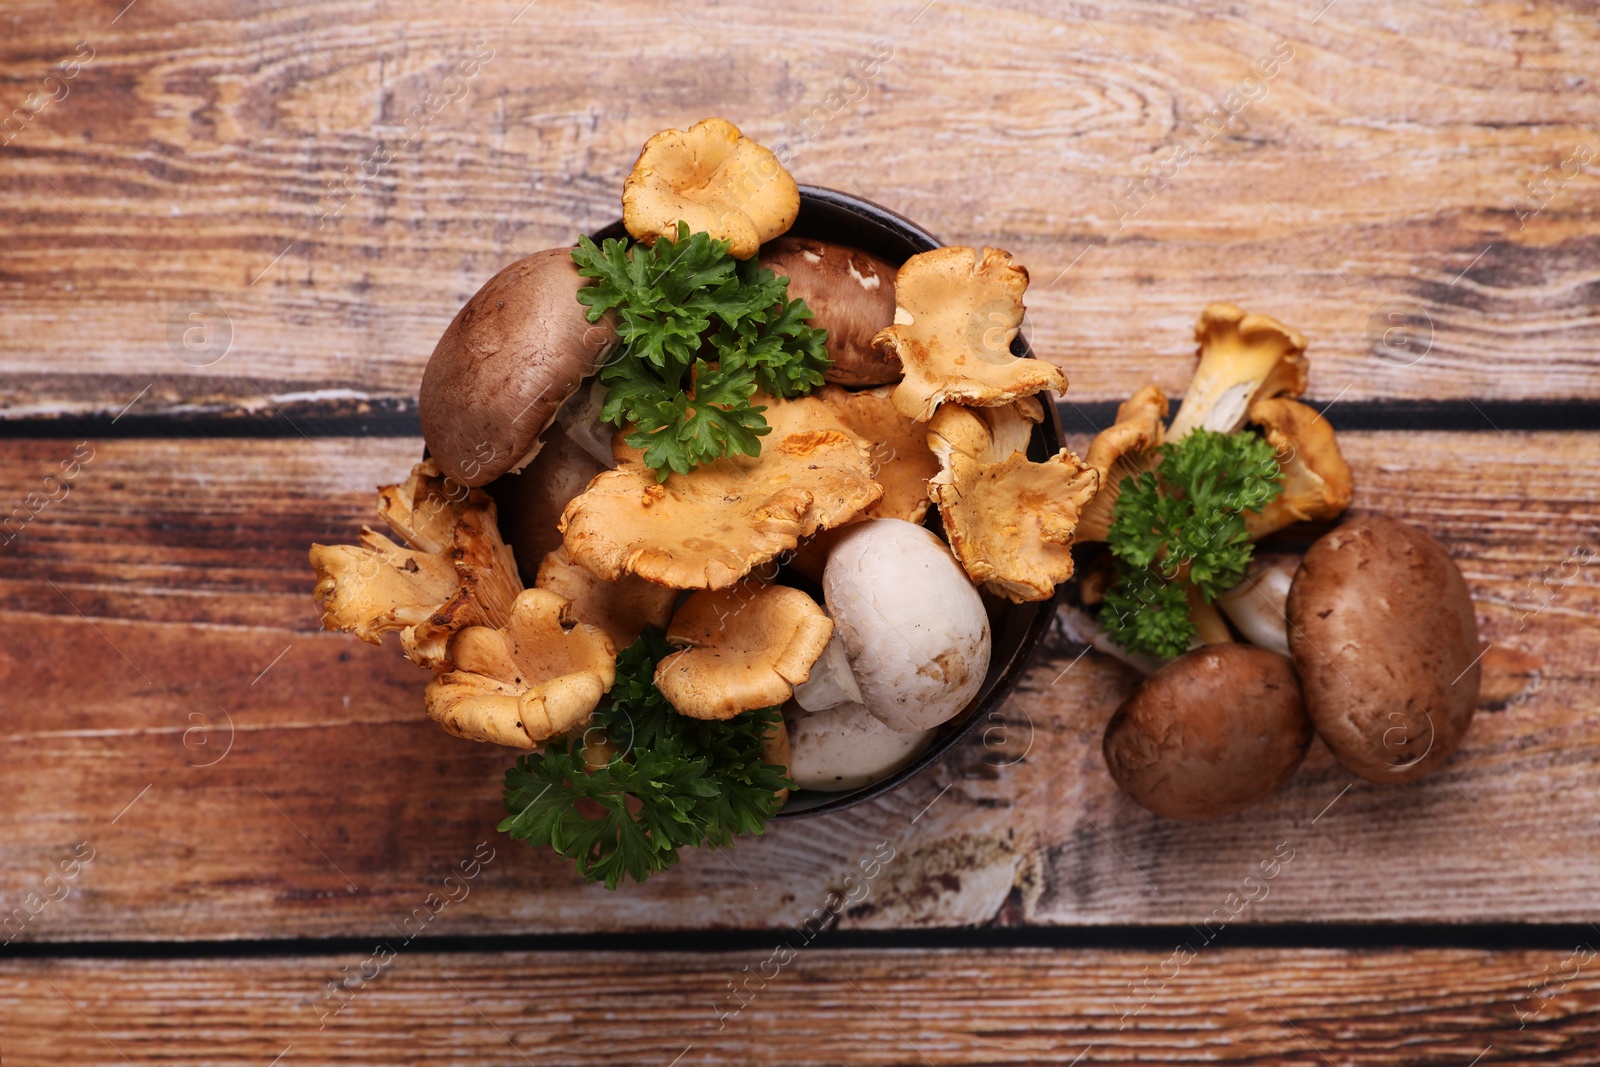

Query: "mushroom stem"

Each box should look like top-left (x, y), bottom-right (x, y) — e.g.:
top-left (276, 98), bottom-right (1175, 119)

top-left (1056, 604), bottom-right (1166, 676)
top-left (1217, 563), bottom-right (1295, 657)
top-left (1164, 304), bottom-right (1308, 441)
top-left (556, 381), bottom-right (619, 470)
top-left (792, 633), bottom-right (864, 712)
top-left (1186, 583), bottom-right (1234, 645)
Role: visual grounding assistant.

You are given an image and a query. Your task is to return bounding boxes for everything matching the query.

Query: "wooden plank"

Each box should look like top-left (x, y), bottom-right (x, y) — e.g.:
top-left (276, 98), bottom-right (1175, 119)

top-left (0, 429), bottom-right (1593, 938)
top-left (3, 947), bottom-right (1599, 1064)
top-left (2, 0), bottom-right (1599, 419)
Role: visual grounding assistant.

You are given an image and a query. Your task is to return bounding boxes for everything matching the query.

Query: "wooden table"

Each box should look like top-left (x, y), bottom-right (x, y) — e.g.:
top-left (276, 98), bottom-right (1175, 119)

top-left (3, 1), bottom-right (1597, 1063)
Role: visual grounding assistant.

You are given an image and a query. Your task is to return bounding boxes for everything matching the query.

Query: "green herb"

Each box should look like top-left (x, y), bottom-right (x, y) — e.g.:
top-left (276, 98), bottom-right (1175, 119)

top-left (1100, 428), bottom-right (1283, 658)
top-left (499, 628), bottom-right (794, 890)
top-left (571, 222), bottom-right (830, 480)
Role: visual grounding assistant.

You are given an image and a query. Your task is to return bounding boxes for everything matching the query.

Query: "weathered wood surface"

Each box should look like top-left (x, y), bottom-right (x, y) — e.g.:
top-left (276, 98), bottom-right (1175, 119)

top-left (1, 430), bottom-right (1592, 939)
top-left (3, 947), bottom-right (1599, 1065)
top-left (3, 0), bottom-right (1600, 421)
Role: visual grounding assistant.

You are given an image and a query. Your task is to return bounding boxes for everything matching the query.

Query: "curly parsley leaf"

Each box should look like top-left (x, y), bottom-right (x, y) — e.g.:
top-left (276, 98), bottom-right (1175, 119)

top-left (571, 223), bottom-right (829, 481)
top-left (499, 627), bottom-right (794, 890)
top-left (1102, 428), bottom-right (1283, 657)
top-left (1099, 568), bottom-right (1195, 660)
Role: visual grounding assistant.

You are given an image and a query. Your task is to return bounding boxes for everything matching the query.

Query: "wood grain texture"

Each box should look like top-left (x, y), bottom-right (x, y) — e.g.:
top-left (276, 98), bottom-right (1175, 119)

top-left (2, 0), bottom-right (1600, 422)
top-left (3, 947), bottom-right (1600, 1065)
top-left (0, 429), bottom-right (1593, 939)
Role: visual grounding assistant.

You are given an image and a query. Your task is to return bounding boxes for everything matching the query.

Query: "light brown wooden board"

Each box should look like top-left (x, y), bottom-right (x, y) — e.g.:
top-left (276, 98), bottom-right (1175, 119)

top-left (3, 0), bottom-right (1600, 420)
top-left (3, 947), bottom-right (1600, 1065)
top-left (0, 430), bottom-right (1593, 939)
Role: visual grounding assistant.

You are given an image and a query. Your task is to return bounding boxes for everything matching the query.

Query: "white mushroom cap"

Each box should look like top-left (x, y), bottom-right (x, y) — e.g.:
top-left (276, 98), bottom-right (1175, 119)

top-left (798, 518), bottom-right (991, 732)
top-left (784, 702), bottom-right (936, 792)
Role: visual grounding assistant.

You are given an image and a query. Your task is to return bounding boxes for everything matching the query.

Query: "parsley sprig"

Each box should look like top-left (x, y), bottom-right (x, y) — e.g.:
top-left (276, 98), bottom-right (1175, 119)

top-left (499, 628), bottom-right (794, 890)
top-left (1101, 429), bottom-right (1283, 658)
top-left (572, 223), bottom-right (830, 480)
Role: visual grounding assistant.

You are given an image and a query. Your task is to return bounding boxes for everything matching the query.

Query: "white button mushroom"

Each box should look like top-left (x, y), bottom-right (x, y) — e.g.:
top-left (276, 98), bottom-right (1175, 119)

top-left (784, 702), bottom-right (936, 792)
top-left (793, 518), bottom-right (991, 732)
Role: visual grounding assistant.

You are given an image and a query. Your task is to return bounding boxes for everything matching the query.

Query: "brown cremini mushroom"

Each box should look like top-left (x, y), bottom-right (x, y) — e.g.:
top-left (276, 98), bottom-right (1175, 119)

top-left (1242, 397), bottom-right (1354, 539)
top-left (1286, 516), bottom-right (1481, 782)
top-left (488, 421), bottom-right (606, 579)
top-left (876, 247), bottom-right (1068, 422)
top-left (622, 117), bottom-right (799, 260)
top-left (535, 545), bottom-right (679, 651)
top-left (655, 585), bottom-right (833, 720)
top-left (554, 379), bottom-right (621, 470)
top-left (1103, 644), bottom-right (1313, 820)
top-left (559, 392), bottom-right (882, 589)
top-left (760, 237), bottom-right (901, 385)
top-left (425, 588), bottom-right (617, 749)
top-left (309, 461), bottom-right (522, 669)
top-left (420, 248), bottom-right (619, 488)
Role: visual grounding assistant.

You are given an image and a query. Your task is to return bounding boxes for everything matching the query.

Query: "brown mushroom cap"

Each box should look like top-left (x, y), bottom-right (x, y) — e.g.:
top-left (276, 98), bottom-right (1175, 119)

top-left (488, 421), bottom-right (606, 581)
top-left (420, 248), bottom-right (618, 488)
top-left (760, 237), bottom-right (901, 386)
top-left (1103, 644), bottom-right (1313, 820)
top-left (1286, 516), bottom-right (1481, 782)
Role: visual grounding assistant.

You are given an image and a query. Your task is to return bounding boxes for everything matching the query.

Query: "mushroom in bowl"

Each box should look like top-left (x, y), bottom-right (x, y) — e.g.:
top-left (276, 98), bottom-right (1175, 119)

top-left (308, 118), bottom-right (1073, 884)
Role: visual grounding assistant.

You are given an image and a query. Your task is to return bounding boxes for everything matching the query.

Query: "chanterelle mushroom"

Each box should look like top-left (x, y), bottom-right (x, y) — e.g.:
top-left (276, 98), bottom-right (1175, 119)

top-left (1165, 303), bottom-right (1308, 440)
top-left (622, 117), bottom-right (800, 260)
top-left (309, 461), bottom-right (522, 669)
top-left (876, 247), bottom-right (1068, 422)
top-left (1241, 396), bottom-right (1354, 539)
top-left (425, 588), bottom-right (616, 749)
top-left (559, 392), bottom-right (882, 589)
top-left (655, 585), bottom-right (833, 720)
top-left (926, 395), bottom-right (1044, 467)
top-left (1076, 385), bottom-right (1168, 543)
top-left (926, 400), bottom-right (1099, 603)
top-left (815, 384), bottom-right (940, 523)
top-left (535, 545), bottom-right (679, 650)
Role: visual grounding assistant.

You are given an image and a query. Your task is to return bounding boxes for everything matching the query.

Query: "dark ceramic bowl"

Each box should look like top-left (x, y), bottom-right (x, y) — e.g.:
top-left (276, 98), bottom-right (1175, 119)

top-left (584, 186), bottom-right (1063, 818)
